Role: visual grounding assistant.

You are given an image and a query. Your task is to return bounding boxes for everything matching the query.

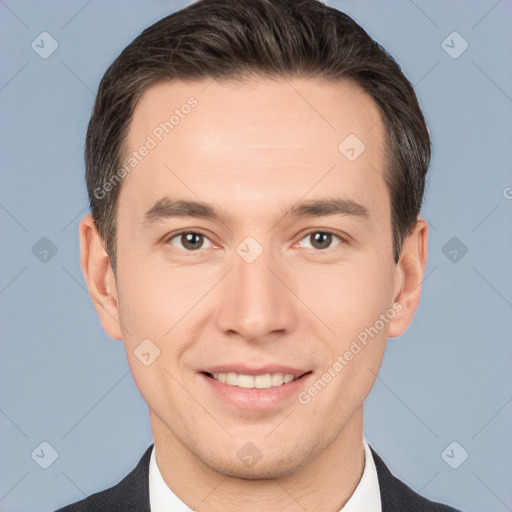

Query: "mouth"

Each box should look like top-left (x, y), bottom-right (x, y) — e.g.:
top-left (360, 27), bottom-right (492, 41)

top-left (199, 365), bottom-right (314, 410)
top-left (201, 370), bottom-right (312, 389)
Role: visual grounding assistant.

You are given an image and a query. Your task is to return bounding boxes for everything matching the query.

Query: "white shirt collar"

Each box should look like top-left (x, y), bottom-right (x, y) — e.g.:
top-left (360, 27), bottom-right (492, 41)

top-left (149, 438), bottom-right (381, 511)
top-left (342, 439), bottom-right (382, 512)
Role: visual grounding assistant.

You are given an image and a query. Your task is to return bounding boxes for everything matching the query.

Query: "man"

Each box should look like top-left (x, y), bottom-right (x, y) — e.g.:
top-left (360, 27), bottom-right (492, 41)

top-left (56, 0), bottom-right (461, 510)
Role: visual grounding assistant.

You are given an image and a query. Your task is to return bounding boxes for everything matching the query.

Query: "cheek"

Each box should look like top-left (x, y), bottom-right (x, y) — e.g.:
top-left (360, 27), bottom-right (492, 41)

top-left (292, 257), bottom-right (394, 336)
top-left (115, 251), bottom-right (202, 338)
top-left (115, 255), bottom-right (215, 392)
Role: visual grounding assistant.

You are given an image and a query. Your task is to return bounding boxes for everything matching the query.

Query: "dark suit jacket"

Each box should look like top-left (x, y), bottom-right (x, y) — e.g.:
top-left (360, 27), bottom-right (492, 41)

top-left (55, 444), bottom-right (461, 511)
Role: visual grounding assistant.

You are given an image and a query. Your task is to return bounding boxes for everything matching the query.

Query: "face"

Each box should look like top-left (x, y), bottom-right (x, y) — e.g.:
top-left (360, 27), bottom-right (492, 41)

top-left (82, 77), bottom-right (426, 480)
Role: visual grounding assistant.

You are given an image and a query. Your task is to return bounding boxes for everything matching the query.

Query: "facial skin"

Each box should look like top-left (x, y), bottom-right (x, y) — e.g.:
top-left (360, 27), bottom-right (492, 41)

top-left (80, 78), bottom-right (427, 511)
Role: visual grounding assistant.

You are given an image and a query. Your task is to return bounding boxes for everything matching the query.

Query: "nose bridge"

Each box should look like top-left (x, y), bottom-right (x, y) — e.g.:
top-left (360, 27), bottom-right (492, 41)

top-left (215, 240), bottom-right (296, 340)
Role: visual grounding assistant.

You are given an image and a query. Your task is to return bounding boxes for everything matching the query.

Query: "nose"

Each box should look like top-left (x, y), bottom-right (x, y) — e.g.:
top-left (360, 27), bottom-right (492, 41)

top-left (214, 247), bottom-right (298, 343)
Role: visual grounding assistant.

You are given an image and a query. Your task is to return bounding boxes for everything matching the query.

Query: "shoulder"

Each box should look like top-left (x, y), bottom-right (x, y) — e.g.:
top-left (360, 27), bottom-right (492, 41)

top-left (54, 445), bottom-right (153, 512)
top-left (369, 446), bottom-right (462, 512)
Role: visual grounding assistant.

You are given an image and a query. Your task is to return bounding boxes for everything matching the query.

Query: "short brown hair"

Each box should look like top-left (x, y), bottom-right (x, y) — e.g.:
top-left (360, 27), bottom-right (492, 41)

top-left (86, 0), bottom-right (430, 271)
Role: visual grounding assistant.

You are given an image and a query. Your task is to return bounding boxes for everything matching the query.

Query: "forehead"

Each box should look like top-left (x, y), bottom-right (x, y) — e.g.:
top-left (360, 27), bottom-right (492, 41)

top-left (121, 77), bottom-right (388, 220)
top-left (128, 77), bottom-right (383, 153)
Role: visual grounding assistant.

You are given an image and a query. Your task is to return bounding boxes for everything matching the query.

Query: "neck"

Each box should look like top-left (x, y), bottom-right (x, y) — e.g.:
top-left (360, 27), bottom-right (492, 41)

top-left (151, 407), bottom-right (366, 512)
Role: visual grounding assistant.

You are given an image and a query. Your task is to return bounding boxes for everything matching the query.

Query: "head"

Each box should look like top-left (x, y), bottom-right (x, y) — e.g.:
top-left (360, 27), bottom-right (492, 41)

top-left (86, 0), bottom-right (430, 272)
top-left (81, 0), bottom-right (429, 481)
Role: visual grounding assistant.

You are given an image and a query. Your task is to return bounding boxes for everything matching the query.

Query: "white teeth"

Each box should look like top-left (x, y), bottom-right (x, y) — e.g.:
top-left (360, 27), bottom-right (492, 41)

top-left (238, 374), bottom-right (254, 388)
top-left (271, 373), bottom-right (284, 386)
top-left (254, 374), bottom-right (272, 389)
top-left (226, 372), bottom-right (238, 385)
top-left (209, 372), bottom-right (299, 388)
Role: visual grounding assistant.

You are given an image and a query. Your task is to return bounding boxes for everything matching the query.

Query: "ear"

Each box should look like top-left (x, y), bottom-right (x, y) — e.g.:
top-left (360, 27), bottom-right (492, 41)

top-left (388, 218), bottom-right (428, 338)
top-left (79, 214), bottom-right (123, 340)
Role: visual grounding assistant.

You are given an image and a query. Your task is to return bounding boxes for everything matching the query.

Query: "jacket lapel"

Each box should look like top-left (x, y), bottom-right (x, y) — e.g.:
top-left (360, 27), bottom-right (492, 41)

top-left (112, 443), bottom-right (153, 511)
top-left (370, 445), bottom-right (411, 512)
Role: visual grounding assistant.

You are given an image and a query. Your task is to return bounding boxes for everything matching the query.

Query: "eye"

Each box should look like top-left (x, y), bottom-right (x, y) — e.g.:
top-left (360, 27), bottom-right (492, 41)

top-left (168, 231), bottom-right (214, 251)
top-left (297, 231), bottom-right (343, 251)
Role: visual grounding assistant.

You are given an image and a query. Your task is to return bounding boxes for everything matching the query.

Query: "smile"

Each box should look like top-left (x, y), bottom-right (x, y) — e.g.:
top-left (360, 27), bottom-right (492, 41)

top-left (204, 371), bottom-right (303, 389)
top-left (200, 368), bottom-right (313, 410)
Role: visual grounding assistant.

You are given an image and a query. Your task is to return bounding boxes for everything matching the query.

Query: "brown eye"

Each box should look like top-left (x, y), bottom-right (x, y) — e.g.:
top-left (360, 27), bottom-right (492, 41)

top-left (181, 233), bottom-right (203, 250)
top-left (169, 232), bottom-right (213, 251)
top-left (298, 231), bottom-right (341, 251)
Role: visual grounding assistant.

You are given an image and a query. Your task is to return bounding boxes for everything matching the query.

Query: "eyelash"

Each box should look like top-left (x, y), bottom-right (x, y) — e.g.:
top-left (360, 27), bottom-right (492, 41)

top-left (165, 229), bottom-right (345, 254)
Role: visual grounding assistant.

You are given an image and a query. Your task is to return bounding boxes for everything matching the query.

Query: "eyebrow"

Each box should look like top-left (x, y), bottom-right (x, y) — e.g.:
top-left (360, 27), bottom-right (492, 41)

top-left (143, 198), bottom-right (220, 226)
top-left (286, 198), bottom-right (369, 219)
top-left (142, 196), bottom-right (369, 226)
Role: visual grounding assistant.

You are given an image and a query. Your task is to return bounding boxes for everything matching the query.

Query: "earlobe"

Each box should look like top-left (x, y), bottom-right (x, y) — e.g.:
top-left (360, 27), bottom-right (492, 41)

top-left (79, 215), bottom-right (123, 340)
top-left (388, 218), bottom-right (428, 339)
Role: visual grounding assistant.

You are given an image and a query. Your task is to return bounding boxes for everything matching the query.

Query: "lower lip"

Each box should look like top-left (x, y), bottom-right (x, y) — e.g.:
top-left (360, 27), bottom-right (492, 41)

top-left (200, 372), bottom-right (313, 410)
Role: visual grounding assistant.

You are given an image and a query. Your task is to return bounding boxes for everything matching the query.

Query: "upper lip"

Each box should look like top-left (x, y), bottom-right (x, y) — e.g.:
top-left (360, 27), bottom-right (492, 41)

top-left (201, 364), bottom-right (311, 377)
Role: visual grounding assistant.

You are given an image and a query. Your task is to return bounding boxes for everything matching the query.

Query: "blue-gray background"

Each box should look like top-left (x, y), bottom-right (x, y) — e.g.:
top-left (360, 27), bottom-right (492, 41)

top-left (1, 1), bottom-right (511, 511)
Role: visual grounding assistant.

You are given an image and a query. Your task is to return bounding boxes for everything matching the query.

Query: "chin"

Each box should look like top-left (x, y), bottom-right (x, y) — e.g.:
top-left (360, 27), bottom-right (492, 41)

top-left (207, 455), bottom-right (306, 480)
top-left (200, 439), bottom-right (319, 480)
